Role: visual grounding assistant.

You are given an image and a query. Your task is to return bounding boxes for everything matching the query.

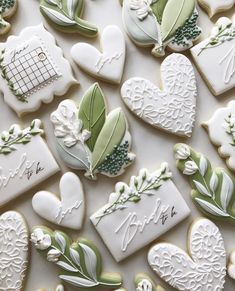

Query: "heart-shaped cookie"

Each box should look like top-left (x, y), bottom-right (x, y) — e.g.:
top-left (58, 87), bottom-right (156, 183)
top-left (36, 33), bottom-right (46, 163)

top-left (148, 218), bottom-right (226, 291)
top-left (121, 53), bottom-right (197, 137)
top-left (0, 211), bottom-right (29, 290)
top-left (198, 0), bottom-right (234, 17)
top-left (71, 25), bottom-right (126, 84)
top-left (32, 172), bottom-right (85, 230)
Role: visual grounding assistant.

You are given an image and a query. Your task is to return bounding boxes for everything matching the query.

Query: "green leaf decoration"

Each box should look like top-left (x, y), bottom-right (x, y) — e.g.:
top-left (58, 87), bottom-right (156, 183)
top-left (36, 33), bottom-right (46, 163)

top-left (31, 227), bottom-right (122, 289)
top-left (161, 0), bottom-right (195, 42)
top-left (39, 0), bottom-right (98, 36)
top-left (174, 143), bottom-right (235, 223)
top-left (91, 108), bottom-right (126, 171)
top-left (151, 0), bottom-right (168, 24)
top-left (78, 83), bottom-right (106, 152)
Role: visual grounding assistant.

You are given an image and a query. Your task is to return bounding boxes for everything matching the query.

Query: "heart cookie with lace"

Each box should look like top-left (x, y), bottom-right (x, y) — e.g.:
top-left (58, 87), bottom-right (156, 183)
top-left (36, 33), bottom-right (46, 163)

top-left (121, 53), bottom-right (197, 137)
top-left (148, 218), bottom-right (226, 291)
top-left (0, 211), bottom-right (29, 291)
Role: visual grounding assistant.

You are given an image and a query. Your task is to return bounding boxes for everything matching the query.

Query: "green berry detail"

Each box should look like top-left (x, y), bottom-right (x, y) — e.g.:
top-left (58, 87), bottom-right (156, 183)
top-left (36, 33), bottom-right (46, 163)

top-left (0, 0), bottom-right (15, 14)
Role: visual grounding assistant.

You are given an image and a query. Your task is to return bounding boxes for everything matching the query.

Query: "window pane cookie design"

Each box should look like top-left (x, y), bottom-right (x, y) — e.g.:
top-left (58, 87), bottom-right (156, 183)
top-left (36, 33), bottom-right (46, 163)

top-left (0, 24), bottom-right (77, 116)
top-left (90, 163), bottom-right (190, 262)
top-left (148, 218), bottom-right (226, 291)
top-left (0, 0), bottom-right (17, 35)
top-left (0, 211), bottom-right (29, 291)
top-left (203, 100), bottom-right (235, 172)
top-left (0, 119), bottom-right (59, 207)
top-left (121, 53), bottom-right (197, 137)
top-left (121, 0), bottom-right (201, 57)
top-left (191, 16), bottom-right (235, 96)
top-left (198, 0), bottom-right (235, 18)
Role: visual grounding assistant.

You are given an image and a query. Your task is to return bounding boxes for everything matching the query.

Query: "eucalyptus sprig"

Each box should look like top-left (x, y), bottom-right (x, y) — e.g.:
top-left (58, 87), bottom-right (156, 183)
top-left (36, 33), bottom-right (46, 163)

top-left (174, 143), bottom-right (235, 223)
top-left (224, 113), bottom-right (235, 147)
top-left (0, 119), bottom-right (43, 155)
top-left (31, 227), bottom-right (122, 289)
top-left (95, 163), bottom-right (172, 224)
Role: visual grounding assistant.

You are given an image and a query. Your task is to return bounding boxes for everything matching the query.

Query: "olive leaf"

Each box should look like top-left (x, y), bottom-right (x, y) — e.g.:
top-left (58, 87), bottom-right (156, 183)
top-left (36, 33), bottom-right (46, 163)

top-left (92, 108), bottom-right (126, 171)
top-left (161, 0), bottom-right (195, 42)
top-left (151, 0), bottom-right (168, 24)
top-left (40, 0), bottom-right (98, 36)
top-left (174, 143), bottom-right (235, 223)
top-left (31, 227), bottom-right (122, 288)
top-left (79, 83), bottom-right (106, 151)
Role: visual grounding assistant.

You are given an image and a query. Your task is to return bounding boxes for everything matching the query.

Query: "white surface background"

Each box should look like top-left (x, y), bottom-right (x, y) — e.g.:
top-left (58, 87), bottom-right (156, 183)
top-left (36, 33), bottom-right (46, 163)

top-left (1, 0), bottom-right (235, 290)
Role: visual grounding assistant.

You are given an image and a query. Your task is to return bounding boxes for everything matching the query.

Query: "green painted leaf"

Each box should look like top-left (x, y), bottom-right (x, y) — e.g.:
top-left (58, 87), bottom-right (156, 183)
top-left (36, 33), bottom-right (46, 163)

top-left (79, 83), bottom-right (106, 151)
top-left (59, 275), bottom-right (98, 287)
top-left (151, 0), bottom-right (168, 24)
top-left (92, 108), bottom-right (126, 171)
top-left (161, 0), bottom-right (195, 42)
top-left (195, 198), bottom-right (230, 217)
top-left (40, 6), bottom-right (76, 26)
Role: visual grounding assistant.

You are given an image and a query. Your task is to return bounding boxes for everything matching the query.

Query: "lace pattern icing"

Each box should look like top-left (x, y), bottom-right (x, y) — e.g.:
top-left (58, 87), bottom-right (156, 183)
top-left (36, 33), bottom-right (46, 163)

top-left (0, 211), bottom-right (28, 291)
top-left (121, 53), bottom-right (197, 137)
top-left (148, 219), bottom-right (226, 291)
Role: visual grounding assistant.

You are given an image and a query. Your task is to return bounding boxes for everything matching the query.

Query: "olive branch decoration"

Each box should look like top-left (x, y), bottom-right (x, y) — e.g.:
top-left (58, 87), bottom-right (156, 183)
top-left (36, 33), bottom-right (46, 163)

top-left (0, 50), bottom-right (27, 103)
top-left (174, 143), bottom-right (235, 223)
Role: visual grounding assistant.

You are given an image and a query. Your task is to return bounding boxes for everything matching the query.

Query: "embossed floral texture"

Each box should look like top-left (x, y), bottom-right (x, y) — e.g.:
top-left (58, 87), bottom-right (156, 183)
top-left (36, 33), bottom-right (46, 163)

top-left (51, 102), bottom-right (91, 148)
top-left (149, 220), bottom-right (226, 291)
top-left (0, 213), bottom-right (28, 290)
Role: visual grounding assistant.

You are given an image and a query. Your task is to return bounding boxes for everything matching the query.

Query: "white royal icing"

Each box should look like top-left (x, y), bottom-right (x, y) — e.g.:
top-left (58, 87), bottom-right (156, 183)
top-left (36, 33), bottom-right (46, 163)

top-left (32, 172), bottom-right (85, 230)
top-left (90, 163), bottom-right (190, 262)
top-left (36, 284), bottom-right (65, 291)
top-left (0, 211), bottom-right (29, 291)
top-left (198, 0), bottom-right (234, 17)
top-left (121, 53), bottom-right (197, 137)
top-left (191, 16), bottom-right (235, 96)
top-left (148, 218), bottom-right (227, 291)
top-left (0, 119), bottom-right (59, 207)
top-left (71, 25), bottom-right (126, 84)
top-left (228, 250), bottom-right (235, 279)
top-left (203, 100), bottom-right (235, 172)
top-left (0, 23), bottom-right (77, 116)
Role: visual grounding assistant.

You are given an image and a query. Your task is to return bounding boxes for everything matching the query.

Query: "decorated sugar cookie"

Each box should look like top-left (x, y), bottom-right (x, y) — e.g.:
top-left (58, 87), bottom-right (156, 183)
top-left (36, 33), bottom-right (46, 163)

top-left (71, 25), bottom-right (126, 84)
top-left (0, 24), bottom-right (77, 116)
top-left (203, 101), bottom-right (235, 172)
top-left (0, 119), bottom-right (59, 207)
top-left (121, 0), bottom-right (201, 57)
top-left (121, 53), bottom-right (197, 137)
top-left (31, 227), bottom-right (122, 289)
top-left (198, 0), bottom-right (234, 18)
top-left (32, 172), bottom-right (84, 230)
top-left (90, 163), bottom-right (190, 262)
top-left (174, 143), bottom-right (235, 222)
top-left (0, 0), bottom-right (17, 35)
top-left (148, 218), bottom-right (226, 291)
top-left (39, 0), bottom-right (98, 36)
top-left (36, 284), bottom-right (65, 291)
top-left (51, 83), bottom-right (135, 180)
top-left (0, 211), bottom-right (29, 290)
top-left (228, 250), bottom-right (235, 279)
top-left (135, 274), bottom-right (165, 291)
top-left (191, 16), bottom-right (235, 96)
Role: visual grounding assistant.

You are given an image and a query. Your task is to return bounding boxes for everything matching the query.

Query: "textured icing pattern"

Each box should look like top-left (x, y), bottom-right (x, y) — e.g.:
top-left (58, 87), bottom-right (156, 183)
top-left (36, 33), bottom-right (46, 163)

top-left (148, 218), bottom-right (226, 291)
top-left (121, 53), bottom-right (197, 137)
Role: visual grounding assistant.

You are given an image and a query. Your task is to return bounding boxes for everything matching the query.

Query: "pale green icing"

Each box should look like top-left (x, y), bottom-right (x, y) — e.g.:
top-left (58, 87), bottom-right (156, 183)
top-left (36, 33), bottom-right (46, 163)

top-left (31, 227), bottom-right (122, 289)
top-left (161, 0), bottom-right (195, 42)
top-left (174, 143), bottom-right (235, 223)
top-left (91, 108), bottom-right (126, 171)
top-left (50, 83), bottom-right (135, 179)
top-left (0, 0), bottom-right (17, 35)
top-left (40, 0), bottom-right (98, 36)
top-left (78, 83), bottom-right (106, 152)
